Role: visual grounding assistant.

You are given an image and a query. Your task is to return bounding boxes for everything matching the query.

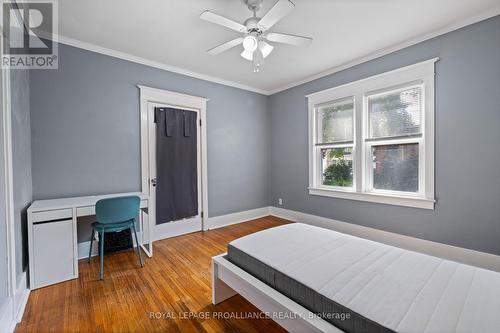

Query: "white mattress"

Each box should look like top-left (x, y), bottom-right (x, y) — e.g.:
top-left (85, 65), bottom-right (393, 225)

top-left (229, 223), bottom-right (500, 333)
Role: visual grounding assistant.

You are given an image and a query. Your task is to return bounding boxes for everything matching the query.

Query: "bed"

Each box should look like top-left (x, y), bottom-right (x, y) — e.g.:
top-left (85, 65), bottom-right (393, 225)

top-left (211, 223), bottom-right (500, 333)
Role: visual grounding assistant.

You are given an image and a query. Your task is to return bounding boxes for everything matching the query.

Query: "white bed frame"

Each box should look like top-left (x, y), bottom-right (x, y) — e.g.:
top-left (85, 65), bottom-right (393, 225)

top-left (212, 254), bottom-right (343, 333)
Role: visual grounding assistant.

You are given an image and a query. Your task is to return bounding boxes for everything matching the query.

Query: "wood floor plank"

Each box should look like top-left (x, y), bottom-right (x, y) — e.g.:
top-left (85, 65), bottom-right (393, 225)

top-left (15, 216), bottom-right (290, 333)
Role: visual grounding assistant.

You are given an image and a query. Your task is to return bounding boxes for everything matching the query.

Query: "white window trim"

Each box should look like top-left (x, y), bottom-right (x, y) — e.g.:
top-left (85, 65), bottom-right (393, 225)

top-left (307, 58), bottom-right (437, 210)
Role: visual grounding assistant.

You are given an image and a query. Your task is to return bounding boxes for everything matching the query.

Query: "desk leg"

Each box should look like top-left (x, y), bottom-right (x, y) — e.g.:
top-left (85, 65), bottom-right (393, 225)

top-left (139, 209), bottom-right (153, 257)
top-left (27, 211), bottom-right (34, 289)
top-left (72, 207), bottom-right (79, 278)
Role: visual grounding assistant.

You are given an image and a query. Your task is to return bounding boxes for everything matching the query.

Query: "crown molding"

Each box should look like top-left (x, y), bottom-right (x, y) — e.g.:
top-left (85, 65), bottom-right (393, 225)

top-left (53, 34), bottom-right (269, 95)
top-left (44, 9), bottom-right (499, 96)
top-left (267, 7), bottom-right (500, 95)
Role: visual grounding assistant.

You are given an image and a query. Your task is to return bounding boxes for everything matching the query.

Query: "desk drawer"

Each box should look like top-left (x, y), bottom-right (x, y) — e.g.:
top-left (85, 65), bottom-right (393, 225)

top-left (77, 200), bottom-right (148, 217)
top-left (33, 219), bottom-right (75, 288)
top-left (77, 206), bottom-right (95, 217)
top-left (31, 208), bottom-right (73, 223)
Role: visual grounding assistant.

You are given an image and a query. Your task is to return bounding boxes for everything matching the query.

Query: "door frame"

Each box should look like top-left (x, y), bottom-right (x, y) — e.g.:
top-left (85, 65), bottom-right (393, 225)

top-left (147, 101), bottom-right (203, 240)
top-left (1, 25), bottom-right (22, 327)
top-left (138, 85), bottom-right (209, 242)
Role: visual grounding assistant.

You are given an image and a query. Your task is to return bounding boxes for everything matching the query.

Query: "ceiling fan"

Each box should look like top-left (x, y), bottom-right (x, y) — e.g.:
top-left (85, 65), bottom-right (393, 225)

top-left (200, 0), bottom-right (312, 72)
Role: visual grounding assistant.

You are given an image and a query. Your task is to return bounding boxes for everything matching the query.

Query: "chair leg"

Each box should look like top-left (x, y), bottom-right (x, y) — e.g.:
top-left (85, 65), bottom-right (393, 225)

top-left (132, 225), bottom-right (144, 267)
top-left (100, 231), bottom-right (105, 280)
top-left (88, 229), bottom-right (94, 263)
top-left (130, 228), bottom-right (140, 257)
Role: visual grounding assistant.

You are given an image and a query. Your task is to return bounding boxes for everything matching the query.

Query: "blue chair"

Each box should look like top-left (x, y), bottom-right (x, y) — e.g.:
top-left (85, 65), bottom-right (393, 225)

top-left (88, 196), bottom-right (144, 279)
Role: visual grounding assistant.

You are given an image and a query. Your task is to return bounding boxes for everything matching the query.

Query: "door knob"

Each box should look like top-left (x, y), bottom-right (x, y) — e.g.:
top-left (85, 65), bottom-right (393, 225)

top-left (151, 178), bottom-right (157, 187)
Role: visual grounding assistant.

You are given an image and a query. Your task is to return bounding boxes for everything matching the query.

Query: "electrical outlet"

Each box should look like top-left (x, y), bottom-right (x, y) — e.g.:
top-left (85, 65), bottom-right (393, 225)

top-left (278, 198), bottom-right (283, 206)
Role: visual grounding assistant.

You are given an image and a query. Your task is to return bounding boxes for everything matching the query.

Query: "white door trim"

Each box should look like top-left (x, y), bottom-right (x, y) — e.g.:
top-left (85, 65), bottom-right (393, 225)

top-left (1, 52), bottom-right (16, 300)
top-left (1, 25), bottom-right (23, 331)
top-left (138, 85), bottom-right (209, 240)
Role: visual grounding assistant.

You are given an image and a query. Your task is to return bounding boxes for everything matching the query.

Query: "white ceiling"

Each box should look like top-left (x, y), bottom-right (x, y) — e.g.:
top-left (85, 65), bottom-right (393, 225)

top-left (58, 0), bottom-right (500, 94)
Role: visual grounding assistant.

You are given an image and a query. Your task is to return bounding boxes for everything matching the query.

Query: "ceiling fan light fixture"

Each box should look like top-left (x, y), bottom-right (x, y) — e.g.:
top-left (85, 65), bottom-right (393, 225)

top-left (258, 40), bottom-right (274, 58)
top-left (240, 49), bottom-right (253, 61)
top-left (242, 35), bottom-right (258, 52)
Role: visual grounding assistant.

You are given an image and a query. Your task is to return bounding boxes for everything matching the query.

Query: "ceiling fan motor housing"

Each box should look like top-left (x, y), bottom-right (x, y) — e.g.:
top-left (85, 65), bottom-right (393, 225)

top-left (244, 17), bottom-right (262, 33)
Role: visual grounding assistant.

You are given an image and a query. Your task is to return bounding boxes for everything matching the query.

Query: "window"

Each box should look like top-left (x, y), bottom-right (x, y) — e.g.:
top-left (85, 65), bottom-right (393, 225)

top-left (316, 98), bottom-right (354, 189)
top-left (307, 59), bottom-right (436, 209)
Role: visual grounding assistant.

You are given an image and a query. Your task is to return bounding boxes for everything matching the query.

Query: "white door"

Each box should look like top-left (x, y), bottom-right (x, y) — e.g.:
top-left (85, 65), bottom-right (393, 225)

top-left (148, 102), bottom-right (203, 240)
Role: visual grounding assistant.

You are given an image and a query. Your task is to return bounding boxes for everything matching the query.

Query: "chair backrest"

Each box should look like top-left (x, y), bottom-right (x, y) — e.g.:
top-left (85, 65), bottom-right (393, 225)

top-left (95, 196), bottom-right (140, 224)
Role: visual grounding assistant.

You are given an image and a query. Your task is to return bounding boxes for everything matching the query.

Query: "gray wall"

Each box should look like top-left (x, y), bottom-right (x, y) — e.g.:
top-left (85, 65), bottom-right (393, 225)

top-left (11, 69), bottom-right (32, 283)
top-left (28, 16), bottom-right (500, 256)
top-left (29, 43), bottom-right (269, 221)
top-left (269, 15), bottom-right (500, 256)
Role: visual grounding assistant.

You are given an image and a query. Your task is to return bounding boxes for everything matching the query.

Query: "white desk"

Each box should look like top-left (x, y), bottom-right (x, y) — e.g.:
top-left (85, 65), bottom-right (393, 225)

top-left (27, 192), bottom-right (151, 289)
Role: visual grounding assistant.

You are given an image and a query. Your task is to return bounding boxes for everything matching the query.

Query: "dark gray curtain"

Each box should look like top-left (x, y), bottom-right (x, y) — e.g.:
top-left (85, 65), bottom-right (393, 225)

top-left (154, 107), bottom-right (198, 224)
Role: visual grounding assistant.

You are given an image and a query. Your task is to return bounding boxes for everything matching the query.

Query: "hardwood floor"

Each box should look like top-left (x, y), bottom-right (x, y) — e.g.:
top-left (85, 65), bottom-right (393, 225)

top-left (16, 216), bottom-right (290, 333)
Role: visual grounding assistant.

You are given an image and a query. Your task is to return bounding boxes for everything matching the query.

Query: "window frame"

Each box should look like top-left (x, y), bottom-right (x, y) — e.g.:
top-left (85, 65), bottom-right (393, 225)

top-left (315, 97), bottom-right (356, 191)
top-left (363, 82), bottom-right (424, 197)
top-left (307, 59), bottom-right (437, 209)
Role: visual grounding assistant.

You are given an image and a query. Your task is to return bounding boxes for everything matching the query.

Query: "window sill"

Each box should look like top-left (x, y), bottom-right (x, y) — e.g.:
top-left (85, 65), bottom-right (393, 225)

top-left (308, 187), bottom-right (435, 210)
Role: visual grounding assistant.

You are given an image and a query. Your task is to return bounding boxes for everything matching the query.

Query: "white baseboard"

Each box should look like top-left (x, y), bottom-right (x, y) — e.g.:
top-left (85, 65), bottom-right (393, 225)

top-left (269, 206), bottom-right (500, 273)
top-left (206, 207), bottom-right (270, 230)
top-left (77, 231), bottom-right (143, 259)
top-left (13, 272), bottom-right (29, 323)
top-left (0, 271), bottom-right (30, 333)
top-left (77, 206), bottom-right (269, 257)
top-left (75, 206), bottom-right (500, 272)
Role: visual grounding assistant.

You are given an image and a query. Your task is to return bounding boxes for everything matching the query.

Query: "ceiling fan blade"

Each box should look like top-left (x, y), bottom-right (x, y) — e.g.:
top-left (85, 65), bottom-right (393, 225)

top-left (258, 0), bottom-right (295, 31)
top-left (266, 32), bottom-right (312, 47)
top-left (200, 11), bottom-right (247, 33)
top-left (207, 37), bottom-right (244, 55)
